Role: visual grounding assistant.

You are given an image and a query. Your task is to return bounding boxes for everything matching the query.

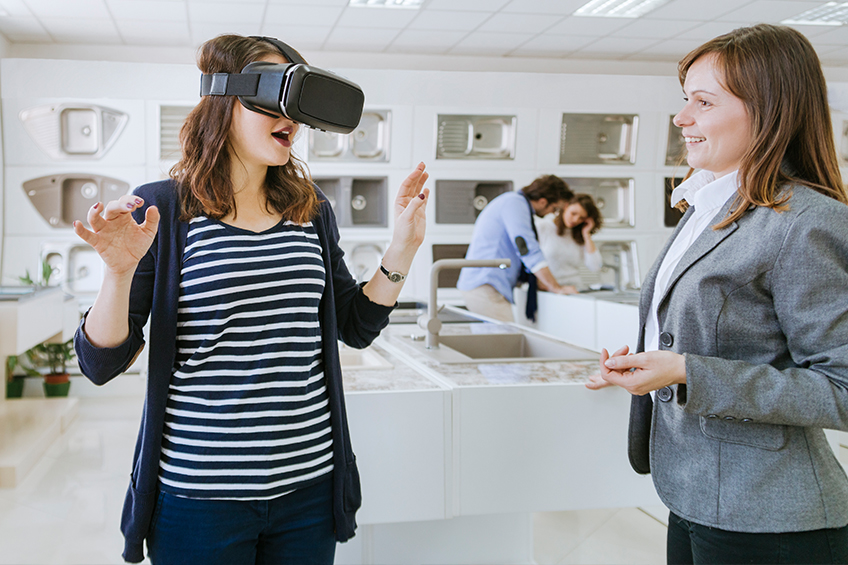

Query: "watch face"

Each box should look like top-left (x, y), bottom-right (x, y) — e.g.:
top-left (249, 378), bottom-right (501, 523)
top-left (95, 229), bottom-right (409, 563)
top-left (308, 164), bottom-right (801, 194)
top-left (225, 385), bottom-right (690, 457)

top-left (389, 272), bottom-right (404, 283)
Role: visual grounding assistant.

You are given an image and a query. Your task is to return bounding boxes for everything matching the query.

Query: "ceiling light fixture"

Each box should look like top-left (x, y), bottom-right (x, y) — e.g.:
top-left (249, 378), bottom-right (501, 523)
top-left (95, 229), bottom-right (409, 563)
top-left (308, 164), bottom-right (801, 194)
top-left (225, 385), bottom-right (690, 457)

top-left (348, 0), bottom-right (424, 8)
top-left (781, 2), bottom-right (848, 26)
top-left (573, 0), bottom-right (672, 18)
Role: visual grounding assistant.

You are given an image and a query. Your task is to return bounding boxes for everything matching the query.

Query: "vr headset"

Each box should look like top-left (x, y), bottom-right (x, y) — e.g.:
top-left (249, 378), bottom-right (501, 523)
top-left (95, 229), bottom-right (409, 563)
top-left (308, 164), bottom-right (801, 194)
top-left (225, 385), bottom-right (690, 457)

top-left (199, 36), bottom-right (364, 134)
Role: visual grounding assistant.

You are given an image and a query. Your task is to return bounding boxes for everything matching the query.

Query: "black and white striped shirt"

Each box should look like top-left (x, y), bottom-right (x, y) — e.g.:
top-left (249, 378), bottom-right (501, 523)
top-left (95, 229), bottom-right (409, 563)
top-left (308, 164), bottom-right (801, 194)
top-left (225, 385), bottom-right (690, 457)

top-left (158, 216), bottom-right (333, 500)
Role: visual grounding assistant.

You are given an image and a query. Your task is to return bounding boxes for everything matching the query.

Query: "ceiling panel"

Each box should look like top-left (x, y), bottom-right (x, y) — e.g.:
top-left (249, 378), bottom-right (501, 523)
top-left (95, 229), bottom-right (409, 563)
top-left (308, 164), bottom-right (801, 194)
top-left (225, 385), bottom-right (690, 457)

top-left (324, 26), bottom-right (400, 51)
top-left (116, 20), bottom-right (191, 44)
top-left (611, 19), bottom-right (700, 39)
top-left (509, 33), bottom-right (597, 57)
top-left (546, 16), bottom-right (632, 36)
top-left (107, 1), bottom-right (188, 21)
top-left (187, 1), bottom-right (265, 24)
top-left (264, 5), bottom-right (343, 26)
top-left (477, 12), bottom-right (564, 33)
top-left (337, 6), bottom-right (418, 28)
top-left (502, 0), bottom-right (587, 15)
top-left (39, 17), bottom-right (121, 43)
top-left (0, 16), bottom-right (49, 41)
top-left (406, 10), bottom-right (490, 31)
top-left (389, 29), bottom-right (466, 54)
top-left (450, 31), bottom-right (534, 56)
top-left (25, 0), bottom-right (112, 19)
top-left (1, 0), bottom-right (848, 68)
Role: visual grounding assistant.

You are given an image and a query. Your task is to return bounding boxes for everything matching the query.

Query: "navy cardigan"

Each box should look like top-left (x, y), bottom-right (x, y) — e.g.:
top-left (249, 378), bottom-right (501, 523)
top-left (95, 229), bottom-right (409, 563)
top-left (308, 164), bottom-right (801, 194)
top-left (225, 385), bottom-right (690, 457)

top-left (74, 179), bottom-right (393, 563)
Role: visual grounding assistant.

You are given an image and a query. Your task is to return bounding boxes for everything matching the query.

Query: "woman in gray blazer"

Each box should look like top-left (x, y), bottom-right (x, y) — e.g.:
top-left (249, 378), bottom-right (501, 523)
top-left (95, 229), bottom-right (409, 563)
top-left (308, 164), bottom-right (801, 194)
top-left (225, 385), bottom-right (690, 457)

top-left (590, 24), bottom-right (848, 564)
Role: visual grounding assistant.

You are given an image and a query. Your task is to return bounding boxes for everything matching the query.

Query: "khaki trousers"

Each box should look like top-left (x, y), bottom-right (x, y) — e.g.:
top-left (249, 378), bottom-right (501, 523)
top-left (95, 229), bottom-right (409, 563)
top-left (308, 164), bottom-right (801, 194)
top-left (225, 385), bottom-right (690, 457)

top-left (460, 284), bottom-right (515, 323)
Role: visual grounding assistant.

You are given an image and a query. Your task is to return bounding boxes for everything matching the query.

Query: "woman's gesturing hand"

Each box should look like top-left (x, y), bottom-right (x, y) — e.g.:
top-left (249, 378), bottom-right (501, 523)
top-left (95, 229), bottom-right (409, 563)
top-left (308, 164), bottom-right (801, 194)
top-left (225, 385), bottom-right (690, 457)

top-left (598, 349), bottom-right (687, 396)
top-left (73, 195), bottom-right (160, 278)
top-left (391, 162), bottom-right (430, 254)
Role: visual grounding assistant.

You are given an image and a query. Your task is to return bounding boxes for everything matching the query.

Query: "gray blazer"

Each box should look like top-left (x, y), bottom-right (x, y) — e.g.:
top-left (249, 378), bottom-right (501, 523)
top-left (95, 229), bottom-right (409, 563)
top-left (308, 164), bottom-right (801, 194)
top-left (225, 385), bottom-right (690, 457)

top-left (629, 184), bottom-right (848, 533)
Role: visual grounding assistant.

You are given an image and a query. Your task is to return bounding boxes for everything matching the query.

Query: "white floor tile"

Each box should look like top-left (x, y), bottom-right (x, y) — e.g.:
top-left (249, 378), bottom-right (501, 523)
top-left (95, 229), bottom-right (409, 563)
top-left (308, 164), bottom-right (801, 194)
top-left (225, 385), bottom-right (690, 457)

top-left (557, 507), bottom-right (667, 565)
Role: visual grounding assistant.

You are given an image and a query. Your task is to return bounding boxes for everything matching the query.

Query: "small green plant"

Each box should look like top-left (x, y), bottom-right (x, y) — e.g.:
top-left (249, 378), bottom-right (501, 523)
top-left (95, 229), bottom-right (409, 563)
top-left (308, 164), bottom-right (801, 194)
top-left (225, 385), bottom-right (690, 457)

top-left (18, 259), bottom-right (54, 288)
top-left (6, 354), bottom-right (40, 383)
top-left (25, 339), bottom-right (75, 376)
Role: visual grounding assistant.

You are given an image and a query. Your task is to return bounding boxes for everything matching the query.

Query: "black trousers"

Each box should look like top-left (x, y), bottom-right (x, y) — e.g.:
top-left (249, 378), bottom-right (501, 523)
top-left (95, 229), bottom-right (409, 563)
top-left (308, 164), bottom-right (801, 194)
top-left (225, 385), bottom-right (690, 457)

top-left (668, 512), bottom-right (848, 565)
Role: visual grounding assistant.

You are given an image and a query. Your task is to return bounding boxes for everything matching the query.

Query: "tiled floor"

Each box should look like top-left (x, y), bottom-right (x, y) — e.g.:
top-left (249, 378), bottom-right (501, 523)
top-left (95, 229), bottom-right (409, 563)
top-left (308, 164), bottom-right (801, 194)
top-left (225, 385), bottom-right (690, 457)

top-left (0, 394), bottom-right (845, 565)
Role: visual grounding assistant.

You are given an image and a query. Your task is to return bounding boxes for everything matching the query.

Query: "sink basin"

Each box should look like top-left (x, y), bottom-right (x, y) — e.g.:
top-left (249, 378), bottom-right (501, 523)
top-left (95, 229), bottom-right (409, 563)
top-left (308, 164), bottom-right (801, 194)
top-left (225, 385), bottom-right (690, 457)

top-left (404, 332), bottom-right (597, 364)
top-left (338, 344), bottom-right (393, 370)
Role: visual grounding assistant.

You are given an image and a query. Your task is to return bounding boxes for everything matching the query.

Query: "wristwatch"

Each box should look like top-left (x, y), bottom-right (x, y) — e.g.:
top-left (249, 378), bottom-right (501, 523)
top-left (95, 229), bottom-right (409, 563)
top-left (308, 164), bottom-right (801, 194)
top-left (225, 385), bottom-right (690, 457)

top-left (380, 264), bottom-right (407, 283)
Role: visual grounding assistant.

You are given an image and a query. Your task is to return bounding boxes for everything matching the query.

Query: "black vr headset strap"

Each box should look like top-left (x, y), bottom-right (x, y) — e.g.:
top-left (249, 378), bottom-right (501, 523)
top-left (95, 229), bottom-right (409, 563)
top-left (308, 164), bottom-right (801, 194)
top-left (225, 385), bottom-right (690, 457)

top-left (199, 71), bottom-right (280, 118)
top-left (249, 36), bottom-right (307, 65)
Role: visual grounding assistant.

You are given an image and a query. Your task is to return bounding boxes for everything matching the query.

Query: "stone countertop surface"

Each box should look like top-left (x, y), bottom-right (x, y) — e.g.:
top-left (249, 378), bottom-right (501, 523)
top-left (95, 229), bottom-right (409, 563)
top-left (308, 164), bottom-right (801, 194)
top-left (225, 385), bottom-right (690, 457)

top-left (341, 341), bottom-right (443, 393)
top-left (375, 322), bottom-right (600, 387)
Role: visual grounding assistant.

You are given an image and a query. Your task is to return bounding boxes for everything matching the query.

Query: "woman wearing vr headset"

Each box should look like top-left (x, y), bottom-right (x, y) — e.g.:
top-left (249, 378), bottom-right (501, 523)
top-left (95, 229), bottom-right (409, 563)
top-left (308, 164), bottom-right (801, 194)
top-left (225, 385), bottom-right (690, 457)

top-left (72, 34), bottom-right (429, 565)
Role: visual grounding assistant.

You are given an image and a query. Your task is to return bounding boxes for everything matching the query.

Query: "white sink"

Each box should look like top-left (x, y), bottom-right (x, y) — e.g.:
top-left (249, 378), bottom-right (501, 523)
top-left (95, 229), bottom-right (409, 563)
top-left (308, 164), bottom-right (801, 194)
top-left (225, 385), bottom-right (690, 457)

top-left (338, 344), bottom-right (393, 370)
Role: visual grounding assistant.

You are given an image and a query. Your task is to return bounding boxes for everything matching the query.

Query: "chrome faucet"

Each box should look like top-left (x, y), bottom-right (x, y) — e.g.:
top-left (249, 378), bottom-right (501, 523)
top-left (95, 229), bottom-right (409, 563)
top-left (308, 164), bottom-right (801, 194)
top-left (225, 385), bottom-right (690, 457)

top-left (417, 258), bottom-right (510, 349)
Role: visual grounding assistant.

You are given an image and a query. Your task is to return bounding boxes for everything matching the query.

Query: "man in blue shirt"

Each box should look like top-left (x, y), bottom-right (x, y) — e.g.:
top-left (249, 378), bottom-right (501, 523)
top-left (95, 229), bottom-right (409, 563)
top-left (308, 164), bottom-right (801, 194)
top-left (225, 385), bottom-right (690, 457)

top-left (457, 175), bottom-right (578, 322)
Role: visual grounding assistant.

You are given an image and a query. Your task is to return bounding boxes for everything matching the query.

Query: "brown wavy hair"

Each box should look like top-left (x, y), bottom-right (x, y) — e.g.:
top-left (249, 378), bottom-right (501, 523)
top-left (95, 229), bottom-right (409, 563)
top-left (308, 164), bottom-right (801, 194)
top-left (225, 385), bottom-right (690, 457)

top-left (171, 34), bottom-right (318, 223)
top-left (678, 24), bottom-right (846, 229)
top-left (554, 193), bottom-right (603, 245)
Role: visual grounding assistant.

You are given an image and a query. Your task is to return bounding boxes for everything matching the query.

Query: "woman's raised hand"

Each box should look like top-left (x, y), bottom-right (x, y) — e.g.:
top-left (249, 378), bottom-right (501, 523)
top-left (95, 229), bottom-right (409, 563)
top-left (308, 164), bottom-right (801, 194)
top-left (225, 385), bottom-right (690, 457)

top-left (390, 162), bottom-right (430, 255)
top-left (73, 194), bottom-right (160, 278)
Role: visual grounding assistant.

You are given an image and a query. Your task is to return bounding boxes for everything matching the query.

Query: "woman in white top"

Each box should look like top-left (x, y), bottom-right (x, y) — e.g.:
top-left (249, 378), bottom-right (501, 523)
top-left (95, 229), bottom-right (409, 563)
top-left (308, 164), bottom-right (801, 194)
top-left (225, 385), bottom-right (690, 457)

top-left (536, 193), bottom-right (603, 290)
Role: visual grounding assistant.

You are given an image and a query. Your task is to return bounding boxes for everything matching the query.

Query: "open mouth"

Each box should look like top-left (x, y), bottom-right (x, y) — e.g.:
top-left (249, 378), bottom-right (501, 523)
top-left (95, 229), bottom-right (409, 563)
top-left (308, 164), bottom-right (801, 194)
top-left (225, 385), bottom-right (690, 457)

top-left (684, 136), bottom-right (706, 144)
top-left (272, 128), bottom-right (292, 147)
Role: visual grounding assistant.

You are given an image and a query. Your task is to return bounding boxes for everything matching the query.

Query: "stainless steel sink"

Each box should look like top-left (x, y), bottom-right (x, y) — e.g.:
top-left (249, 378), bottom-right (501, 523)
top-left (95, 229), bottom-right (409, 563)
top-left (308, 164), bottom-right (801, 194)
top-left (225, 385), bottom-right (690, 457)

top-left (403, 332), bottom-right (597, 364)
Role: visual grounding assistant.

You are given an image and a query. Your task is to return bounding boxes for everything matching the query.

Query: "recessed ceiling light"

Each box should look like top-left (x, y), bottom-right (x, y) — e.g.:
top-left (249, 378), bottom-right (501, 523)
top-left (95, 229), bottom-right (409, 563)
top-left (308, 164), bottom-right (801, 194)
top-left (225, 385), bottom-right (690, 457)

top-left (573, 0), bottom-right (672, 18)
top-left (782, 2), bottom-right (848, 26)
top-left (348, 0), bottom-right (423, 8)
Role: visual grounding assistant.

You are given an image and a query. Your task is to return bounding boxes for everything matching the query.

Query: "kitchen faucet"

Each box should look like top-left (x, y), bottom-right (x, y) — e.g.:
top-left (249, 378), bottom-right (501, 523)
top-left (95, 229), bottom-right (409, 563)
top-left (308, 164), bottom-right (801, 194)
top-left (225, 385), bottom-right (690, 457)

top-left (417, 258), bottom-right (510, 349)
top-left (602, 253), bottom-right (623, 293)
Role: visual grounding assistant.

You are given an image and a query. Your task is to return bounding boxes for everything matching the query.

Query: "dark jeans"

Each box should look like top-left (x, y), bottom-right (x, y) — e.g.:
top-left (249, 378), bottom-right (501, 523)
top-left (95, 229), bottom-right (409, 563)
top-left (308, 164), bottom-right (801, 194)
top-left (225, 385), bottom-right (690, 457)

top-left (668, 511), bottom-right (848, 565)
top-left (147, 477), bottom-right (335, 565)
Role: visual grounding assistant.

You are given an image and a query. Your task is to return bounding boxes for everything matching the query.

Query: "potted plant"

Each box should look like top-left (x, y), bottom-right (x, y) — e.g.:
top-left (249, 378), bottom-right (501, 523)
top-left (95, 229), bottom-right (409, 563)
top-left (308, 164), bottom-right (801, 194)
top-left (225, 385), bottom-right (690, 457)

top-left (5, 354), bottom-right (39, 398)
top-left (25, 339), bottom-right (76, 397)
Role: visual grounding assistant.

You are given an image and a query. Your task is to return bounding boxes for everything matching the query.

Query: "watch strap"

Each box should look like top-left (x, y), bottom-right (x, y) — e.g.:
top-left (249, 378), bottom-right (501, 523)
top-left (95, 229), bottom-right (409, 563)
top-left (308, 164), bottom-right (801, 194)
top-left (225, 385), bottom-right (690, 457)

top-left (380, 264), bottom-right (406, 283)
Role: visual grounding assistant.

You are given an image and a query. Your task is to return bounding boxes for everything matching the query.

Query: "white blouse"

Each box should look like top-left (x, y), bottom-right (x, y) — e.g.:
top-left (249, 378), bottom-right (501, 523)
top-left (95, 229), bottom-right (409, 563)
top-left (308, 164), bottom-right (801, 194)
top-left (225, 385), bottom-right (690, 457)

top-left (645, 169), bottom-right (740, 352)
top-left (535, 217), bottom-right (603, 287)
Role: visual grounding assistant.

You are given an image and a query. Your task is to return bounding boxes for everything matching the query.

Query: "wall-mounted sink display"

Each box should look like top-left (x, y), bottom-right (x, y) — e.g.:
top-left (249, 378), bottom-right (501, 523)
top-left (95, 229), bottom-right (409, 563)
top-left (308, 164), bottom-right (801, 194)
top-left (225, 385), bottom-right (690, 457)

top-left (598, 240), bottom-right (641, 291)
top-left (431, 244), bottom-right (469, 288)
top-left (160, 104), bottom-right (194, 161)
top-left (308, 110), bottom-right (390, 162)
top-left (40, 241), bottom-right (103, 295)
top-left (435, 180), bottom-right (513, 224)
top-left (23, 173), bottom-right (130, 228)
top-left (312, 176), bottom-right (388, 227)
top-left (665, 115), bottom-right (686, 166)
top-left (559, 113), bottom-right (638, 165)
top-left (436, 114), bottom-right (516, 160)
top-left (560, 177), bottom-right (635, 228)
top-left (19, 103), bottom-right (128, 160)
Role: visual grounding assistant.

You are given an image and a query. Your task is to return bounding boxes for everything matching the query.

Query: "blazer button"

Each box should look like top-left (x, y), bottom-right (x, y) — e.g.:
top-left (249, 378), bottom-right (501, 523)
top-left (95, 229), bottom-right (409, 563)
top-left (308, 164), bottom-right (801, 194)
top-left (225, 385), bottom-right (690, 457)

top-left (723, 415), bottom-right (735, 421)
top-left (657, 387), bottom-right (673, 402)
top-left (742, 418), bottom-right (753, 423)
top-left (660, 332), bottom-right (674, 347)
top-left (707, 414), bottom-right (718, 419)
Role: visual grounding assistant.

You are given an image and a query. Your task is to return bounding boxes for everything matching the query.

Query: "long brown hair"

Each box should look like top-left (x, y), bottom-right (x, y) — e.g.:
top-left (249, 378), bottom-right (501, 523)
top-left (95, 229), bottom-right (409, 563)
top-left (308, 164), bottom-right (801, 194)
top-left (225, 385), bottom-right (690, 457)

top-left (554, 193), bottom-right (603, 245)
top-left (171, 34), bottom-right (318, 223)
top-left (678, 24), bottom-right (846, 229)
